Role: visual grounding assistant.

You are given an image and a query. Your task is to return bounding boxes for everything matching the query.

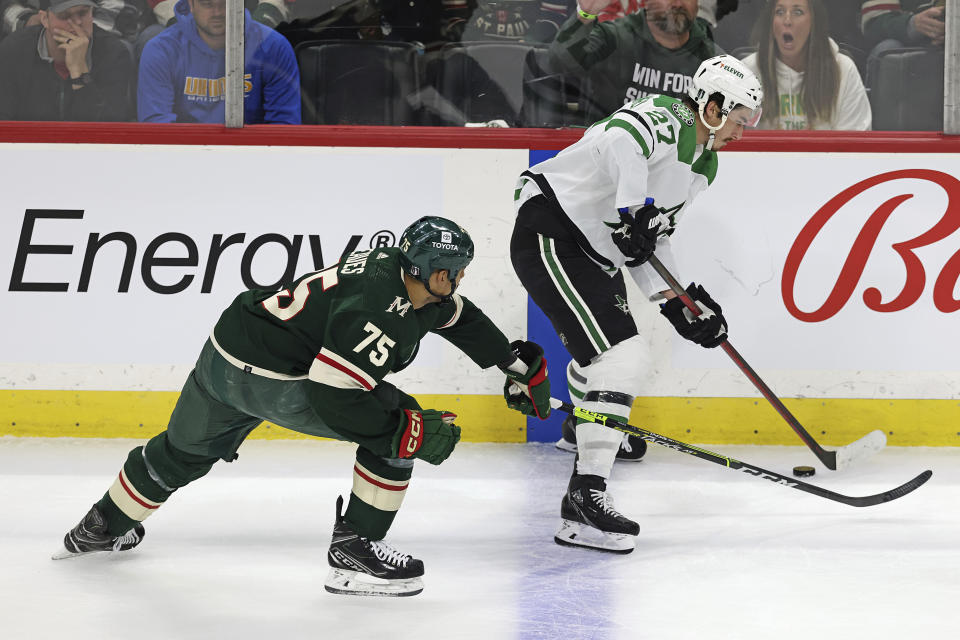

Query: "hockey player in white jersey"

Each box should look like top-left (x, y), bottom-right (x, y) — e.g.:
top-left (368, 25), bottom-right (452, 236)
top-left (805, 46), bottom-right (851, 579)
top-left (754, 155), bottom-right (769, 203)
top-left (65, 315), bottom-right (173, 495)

top-left (509, 55), bottom-right (763, 553)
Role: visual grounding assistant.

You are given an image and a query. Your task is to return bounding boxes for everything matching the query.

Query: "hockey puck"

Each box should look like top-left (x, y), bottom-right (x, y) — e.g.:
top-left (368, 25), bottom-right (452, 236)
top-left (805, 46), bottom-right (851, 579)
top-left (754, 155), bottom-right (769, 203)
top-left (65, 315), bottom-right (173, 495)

top-left (792, 465), bottom-right (815, 478)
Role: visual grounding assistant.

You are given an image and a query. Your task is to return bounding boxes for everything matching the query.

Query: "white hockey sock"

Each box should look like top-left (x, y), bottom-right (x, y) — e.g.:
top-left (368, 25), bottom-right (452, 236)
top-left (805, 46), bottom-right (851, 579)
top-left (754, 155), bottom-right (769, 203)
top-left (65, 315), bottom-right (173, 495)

top-left (575, 421), bottom-right (622, 477)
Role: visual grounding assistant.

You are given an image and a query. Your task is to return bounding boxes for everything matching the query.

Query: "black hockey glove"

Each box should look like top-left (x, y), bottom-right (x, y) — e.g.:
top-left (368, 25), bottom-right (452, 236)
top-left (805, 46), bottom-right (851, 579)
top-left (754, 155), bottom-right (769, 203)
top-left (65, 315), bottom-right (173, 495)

top-left (610, 203), bottom-right (665, 267)
top-left (659, 283), bottom-right (728, 348)
top-left (390, 409), bottom-right (461, 465)
top-left (501, 340), bottom-right (551, 419)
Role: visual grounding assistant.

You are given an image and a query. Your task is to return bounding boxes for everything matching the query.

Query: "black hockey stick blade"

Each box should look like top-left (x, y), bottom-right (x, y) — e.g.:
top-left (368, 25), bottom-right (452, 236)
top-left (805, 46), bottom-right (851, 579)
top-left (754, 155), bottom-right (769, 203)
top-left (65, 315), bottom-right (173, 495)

top-left (551, 399), bottom-right (932, 508)
top-left (646, 255), bottom-right (885, 471)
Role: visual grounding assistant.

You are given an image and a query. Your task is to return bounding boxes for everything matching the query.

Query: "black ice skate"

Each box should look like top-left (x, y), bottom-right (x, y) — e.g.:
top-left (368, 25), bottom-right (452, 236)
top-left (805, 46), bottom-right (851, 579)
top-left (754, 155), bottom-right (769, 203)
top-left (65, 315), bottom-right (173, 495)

top-left (324, 495), bottom-right (424, 597)
top-left (52, 504), bottom-right (145, 560)
top-left (555, 473), bottom-right (639, 554)
top-left (555, 413), bottom-right (647, 461)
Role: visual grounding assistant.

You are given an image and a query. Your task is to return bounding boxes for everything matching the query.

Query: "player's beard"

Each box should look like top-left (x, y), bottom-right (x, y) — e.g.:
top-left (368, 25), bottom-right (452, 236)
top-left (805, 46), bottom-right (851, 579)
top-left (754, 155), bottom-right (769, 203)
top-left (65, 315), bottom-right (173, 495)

top-left (649, 6), bottom-right (694, 36)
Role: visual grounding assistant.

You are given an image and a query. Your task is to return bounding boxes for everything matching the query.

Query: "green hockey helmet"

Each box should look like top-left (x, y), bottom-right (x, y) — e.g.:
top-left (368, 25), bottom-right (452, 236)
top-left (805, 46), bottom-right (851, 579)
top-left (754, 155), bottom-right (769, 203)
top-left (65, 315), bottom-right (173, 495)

top-left (398, 216), bottom-right (475, 287)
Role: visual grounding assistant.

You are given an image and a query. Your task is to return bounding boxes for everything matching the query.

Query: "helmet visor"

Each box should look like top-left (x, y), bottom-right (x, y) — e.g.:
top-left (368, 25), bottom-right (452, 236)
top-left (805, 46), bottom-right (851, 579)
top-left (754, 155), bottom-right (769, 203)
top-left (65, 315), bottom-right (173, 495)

top-left (730, 105), bottom-right (763, 128)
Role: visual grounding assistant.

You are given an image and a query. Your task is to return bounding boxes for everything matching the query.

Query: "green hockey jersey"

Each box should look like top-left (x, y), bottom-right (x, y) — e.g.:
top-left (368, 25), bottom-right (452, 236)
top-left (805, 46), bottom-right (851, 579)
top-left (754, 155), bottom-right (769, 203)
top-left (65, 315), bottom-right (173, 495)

top-left (210, 247), bottom-right (513, 451)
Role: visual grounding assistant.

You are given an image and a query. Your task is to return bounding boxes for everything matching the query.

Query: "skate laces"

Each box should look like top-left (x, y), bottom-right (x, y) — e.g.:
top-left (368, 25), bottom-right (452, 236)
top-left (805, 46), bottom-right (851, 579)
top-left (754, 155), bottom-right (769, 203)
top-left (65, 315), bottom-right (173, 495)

top-left (370, 540), bottom-right (410, 567)
top-left (588, 489), bottom-right (623, 517)
top-left (111, 528), bottom-right (140, 551)
top-left (621, 433), bottom-right (633, 452)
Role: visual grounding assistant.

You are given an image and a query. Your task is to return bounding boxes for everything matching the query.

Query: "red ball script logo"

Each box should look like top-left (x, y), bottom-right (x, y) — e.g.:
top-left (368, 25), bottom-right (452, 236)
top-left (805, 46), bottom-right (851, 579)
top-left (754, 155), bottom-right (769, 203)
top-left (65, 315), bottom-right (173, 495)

top-left (782, 169), bottom-right (960, 322)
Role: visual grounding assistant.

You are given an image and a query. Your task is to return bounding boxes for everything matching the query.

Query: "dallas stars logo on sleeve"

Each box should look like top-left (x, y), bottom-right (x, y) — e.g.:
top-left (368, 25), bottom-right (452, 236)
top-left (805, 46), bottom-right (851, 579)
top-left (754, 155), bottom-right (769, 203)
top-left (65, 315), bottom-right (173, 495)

top-left (615, 294), bottom-right (630, 315)
top-left (671, 102), bottom-right (695, 127)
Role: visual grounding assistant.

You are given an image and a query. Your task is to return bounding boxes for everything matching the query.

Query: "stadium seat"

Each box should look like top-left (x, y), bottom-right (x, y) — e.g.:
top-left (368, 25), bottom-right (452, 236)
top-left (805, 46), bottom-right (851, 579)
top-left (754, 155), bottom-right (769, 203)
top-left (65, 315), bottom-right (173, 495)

top-left (868, 47), bottom-right (944, 131)
top-left (295, 40), bottom-right (421, 126)
top-left (430, 42), bottom-right (536, 127)
top-left (521, 46), bottom-right (581, 128)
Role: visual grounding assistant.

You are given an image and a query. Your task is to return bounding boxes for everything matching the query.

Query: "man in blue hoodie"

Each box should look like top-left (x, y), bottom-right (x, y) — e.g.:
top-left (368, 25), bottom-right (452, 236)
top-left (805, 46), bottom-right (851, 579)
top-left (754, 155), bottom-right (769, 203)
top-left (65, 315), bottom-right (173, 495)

top-left (137, 0), bottom-right (300, 124)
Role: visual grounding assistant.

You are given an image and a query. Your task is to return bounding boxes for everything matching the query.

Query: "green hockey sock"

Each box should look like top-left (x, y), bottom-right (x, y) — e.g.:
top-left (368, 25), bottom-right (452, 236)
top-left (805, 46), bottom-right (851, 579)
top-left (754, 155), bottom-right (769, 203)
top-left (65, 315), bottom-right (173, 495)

top-left (99, 432), bottom-right (219, 536)
top-left (343, 448), bottom-right (414, 540)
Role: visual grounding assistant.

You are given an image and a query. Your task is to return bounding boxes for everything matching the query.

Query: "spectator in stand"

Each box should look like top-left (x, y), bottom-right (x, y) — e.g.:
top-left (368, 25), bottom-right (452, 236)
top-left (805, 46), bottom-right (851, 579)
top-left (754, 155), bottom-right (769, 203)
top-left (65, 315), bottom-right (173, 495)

top-left (139, 0), bottom-right (301, 57)
top-left (742, 0), bottom-right (871, 130)
top-left (137, 0), bottom-right (300, 123)
top-left (549, 0), bottom-right (720, 121)
top-left (0, 0), bottom-right (134, 120)
top-left (860, 0), bottom-right (944, 85)
top-left (862, 0), bottom-right (944, 47)
top-left (1, 0), bottom-right (147, 42)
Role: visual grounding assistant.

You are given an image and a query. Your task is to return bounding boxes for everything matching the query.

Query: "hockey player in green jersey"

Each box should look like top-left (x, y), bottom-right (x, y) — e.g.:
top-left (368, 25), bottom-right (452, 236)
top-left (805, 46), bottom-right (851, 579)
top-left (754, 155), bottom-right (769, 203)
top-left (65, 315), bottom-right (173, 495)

top-left (54, 216), bottom-right (551, 597)
top-left (510, 55), bottom-right (762, 553)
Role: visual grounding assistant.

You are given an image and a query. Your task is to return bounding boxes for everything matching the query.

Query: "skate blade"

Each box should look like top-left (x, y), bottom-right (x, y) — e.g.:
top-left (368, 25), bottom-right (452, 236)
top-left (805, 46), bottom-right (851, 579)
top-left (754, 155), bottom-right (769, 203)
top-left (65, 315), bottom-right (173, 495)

top-left (555, 438), bottom-right (577, 453)
top-left (324, 567), bottom-right (423, 597)
top-left (554, 519), bottom-right (635, 554)
top-left (52, 543), bottom-right (140, 560)
top-left (51, 546), bottom-right (104, 560)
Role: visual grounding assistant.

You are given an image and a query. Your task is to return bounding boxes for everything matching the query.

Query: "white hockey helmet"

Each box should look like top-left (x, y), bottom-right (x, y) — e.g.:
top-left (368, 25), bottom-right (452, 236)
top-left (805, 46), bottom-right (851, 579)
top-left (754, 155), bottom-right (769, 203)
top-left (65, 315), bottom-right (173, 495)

top-left (688, 55), bottom-right (763, 147)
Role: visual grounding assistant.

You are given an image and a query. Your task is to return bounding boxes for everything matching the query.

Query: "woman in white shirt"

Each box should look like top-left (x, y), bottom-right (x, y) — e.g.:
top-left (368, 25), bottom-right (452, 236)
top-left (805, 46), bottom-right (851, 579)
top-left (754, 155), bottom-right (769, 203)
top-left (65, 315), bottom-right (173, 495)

top-left (742, 0), bottom-right (872, 130)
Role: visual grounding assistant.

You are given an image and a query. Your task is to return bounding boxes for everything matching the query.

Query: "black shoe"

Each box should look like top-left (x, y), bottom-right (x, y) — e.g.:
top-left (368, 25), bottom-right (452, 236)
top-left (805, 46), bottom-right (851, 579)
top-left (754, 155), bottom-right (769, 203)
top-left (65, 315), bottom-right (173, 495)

top-left (53, 505), bottom-right (145, 559)
top-left (555, 474), bottom-right (639, 553)
top-left (325, 495), bottom-right (424, 597)
top-left (555, 413), bottom-right (647, 461)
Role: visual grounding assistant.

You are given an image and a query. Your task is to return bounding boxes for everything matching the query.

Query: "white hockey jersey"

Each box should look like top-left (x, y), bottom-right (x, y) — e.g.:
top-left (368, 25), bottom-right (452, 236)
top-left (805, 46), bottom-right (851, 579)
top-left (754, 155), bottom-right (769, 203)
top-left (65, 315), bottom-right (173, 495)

top-left (515, 94), bottom-right (717, 299)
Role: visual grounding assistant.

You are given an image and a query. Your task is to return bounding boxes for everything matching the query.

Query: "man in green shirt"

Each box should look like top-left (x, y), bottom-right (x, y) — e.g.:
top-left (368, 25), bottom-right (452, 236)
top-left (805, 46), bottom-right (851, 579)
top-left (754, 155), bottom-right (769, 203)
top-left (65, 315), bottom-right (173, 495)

top-left (551, 0), bottom-right (721, 121)
top-left (53, 216), bottom-right (551, 597)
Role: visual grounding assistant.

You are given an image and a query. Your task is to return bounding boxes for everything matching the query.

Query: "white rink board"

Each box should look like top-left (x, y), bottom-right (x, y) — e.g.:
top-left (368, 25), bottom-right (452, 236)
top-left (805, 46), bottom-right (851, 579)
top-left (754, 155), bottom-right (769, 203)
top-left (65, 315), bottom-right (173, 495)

top-left (656, 153), bottom-right (960, 399)
top-left (2, 145), bottom-right (960, 399)
top-left (0, 144), bottom-right (528, 394)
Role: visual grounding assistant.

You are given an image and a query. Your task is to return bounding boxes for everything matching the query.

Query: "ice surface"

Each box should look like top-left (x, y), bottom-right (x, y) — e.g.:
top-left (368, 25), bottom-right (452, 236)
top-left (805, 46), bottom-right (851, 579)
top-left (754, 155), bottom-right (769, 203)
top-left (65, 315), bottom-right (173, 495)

top-left (1, 437), bottom-right (957, 640)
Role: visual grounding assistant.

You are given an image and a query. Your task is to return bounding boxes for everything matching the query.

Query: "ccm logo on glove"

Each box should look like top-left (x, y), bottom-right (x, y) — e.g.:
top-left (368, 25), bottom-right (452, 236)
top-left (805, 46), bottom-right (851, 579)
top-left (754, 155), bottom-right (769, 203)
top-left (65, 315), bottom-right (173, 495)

top-left (393, 409), bottom-right (461, 465)
top-left (403, 411), bottom-right (423, 455)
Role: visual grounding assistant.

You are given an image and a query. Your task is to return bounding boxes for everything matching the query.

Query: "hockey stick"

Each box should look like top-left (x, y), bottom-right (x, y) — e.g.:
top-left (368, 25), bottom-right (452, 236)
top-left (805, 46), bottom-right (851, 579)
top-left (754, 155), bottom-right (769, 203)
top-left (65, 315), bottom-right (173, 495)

top-left (647, 255), bottom-right (886, 471)
top-left (551, 399), bottom-right (931, 507)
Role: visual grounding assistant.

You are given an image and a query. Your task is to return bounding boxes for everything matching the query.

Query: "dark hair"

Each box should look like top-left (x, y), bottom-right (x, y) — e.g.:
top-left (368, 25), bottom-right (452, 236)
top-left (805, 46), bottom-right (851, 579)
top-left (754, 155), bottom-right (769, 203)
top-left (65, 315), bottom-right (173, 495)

top-left (681, 92), bottom-right (731, 118)
top-left (753, 0), bottom-right (839, 128)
